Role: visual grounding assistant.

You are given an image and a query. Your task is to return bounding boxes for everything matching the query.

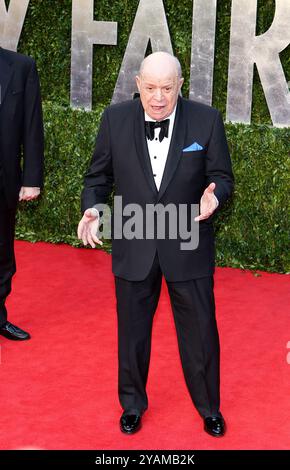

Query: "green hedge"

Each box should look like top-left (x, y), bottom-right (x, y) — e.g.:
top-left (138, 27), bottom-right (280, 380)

top-left (13, 0), bottom-right (290, 272)
top-left (16, 103), bottom-right (290, 273)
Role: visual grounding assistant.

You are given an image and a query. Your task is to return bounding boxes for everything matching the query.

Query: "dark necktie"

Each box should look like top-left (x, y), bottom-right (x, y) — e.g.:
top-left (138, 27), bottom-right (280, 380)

top-left (145, 119), bottom-right (170, 142)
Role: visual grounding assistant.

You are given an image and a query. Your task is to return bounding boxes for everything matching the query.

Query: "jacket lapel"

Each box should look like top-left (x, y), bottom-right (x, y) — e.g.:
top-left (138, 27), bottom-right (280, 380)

top-left (133, 96), bottom-right (186, 200)
top-left (134, 99), bottom-right (158, 196)
top-left (0, 47), bottom-right (13, 109)
top-left (157, 97), bottom-right (186, 202)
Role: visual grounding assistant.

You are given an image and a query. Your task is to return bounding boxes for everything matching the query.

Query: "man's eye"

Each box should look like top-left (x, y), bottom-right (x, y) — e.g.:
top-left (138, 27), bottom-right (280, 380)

top-left (165, 87), bottom-right (172, 92)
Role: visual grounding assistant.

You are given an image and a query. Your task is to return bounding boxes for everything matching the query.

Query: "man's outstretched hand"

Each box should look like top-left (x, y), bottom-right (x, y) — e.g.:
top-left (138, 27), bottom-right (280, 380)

top-left (194, 182), bottom-right (218, 222)
top-left (77, 208), bottom-right (103, 248)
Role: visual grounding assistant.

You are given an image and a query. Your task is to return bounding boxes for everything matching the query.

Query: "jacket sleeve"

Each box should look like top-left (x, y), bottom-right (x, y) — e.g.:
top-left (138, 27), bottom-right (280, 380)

top-left (81, 108), bottom-right (114, 214)
top-left (205, 110), bottom-right (234, 208)
top-left (22, 59), bottom-right (44, 188)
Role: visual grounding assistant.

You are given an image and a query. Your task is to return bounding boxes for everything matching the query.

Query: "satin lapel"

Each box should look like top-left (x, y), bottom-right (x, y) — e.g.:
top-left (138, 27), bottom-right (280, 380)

top-left (157, 97), bottom-right (186, 202)
top-left (134, 100), bottom-right (158, 196)
top-left (0, 48), bottom-right (13, 109)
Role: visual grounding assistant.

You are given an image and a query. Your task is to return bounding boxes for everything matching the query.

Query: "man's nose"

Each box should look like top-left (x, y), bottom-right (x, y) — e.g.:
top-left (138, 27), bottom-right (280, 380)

top-left (153, 88), bottom-right (163, 101)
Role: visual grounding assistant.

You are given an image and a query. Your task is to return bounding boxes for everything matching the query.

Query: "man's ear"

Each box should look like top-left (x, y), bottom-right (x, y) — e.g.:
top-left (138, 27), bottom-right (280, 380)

top-left (136, 75), bottom-right (141, 92)
top-left (178, 77), bottom-right (184, 97)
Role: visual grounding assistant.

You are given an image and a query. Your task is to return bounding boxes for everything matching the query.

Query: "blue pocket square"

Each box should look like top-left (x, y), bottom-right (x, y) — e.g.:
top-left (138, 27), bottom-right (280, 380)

top-left (183, 142), bottom-right (204, 152)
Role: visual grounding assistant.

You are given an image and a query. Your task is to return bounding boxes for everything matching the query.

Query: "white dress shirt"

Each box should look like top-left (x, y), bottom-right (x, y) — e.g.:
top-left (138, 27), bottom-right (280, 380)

top-left (145, 106), bottom-right (177, 191)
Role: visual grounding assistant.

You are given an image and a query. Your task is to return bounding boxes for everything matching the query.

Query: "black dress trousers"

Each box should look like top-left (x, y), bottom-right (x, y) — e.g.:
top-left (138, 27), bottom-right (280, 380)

top-left (0, 170), bottom-right (17, 326)
top-left (115, 252), bottom-right (221, 419)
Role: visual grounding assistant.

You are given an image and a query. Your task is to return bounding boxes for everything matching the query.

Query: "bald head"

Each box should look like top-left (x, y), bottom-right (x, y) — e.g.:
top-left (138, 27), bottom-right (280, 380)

top-left (136, 52), bottom-right (184, 121)
top-left (139, 52), bottom-right (182, 79)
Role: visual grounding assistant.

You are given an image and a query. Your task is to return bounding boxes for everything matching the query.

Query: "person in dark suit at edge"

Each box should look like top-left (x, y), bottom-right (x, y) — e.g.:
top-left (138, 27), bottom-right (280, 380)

top-left (0, 47), bottom-right (44, 340)
top-left (78, 52), bottom-right (234, 437)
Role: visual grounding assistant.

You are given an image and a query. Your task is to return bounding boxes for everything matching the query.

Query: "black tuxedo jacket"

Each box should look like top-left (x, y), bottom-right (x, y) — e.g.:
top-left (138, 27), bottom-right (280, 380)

top-left (82, 97), bottom-right (234, 281)
top-left (0, 47), bottom-right (44, 207)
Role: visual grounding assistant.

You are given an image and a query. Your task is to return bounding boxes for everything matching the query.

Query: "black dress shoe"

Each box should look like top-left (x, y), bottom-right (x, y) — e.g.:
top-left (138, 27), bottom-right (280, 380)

top-left (120, 412), bottom-right (142, 434)
top-left (204, 416), bottom-right (226, 437)
top-left (0, 321), bottom-right (31, 340)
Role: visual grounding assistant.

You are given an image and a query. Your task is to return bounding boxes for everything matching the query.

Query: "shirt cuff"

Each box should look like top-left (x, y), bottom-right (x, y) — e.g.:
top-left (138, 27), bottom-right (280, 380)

top-left (91, 207), bottom-right (100, 218)
top-left (213, 194), bottom-right (219, 209)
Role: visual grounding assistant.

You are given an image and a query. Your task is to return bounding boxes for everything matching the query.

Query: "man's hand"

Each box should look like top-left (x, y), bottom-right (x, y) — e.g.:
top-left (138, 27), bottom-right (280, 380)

top-left (194, 182), bottom-right (218, 222)
top-left (19, 187), bottom-right (41, 201)
top-left (77, 208), bottom-right (103, 248)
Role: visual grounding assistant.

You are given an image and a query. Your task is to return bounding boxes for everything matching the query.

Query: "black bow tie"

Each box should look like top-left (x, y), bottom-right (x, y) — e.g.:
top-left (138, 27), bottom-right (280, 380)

top-left (145, 119), bottom-right (170, 142)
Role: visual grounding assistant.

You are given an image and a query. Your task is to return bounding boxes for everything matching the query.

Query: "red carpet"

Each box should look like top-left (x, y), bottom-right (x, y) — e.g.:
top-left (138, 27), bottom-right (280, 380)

top-left (0, 241), bottom-right (289, 450)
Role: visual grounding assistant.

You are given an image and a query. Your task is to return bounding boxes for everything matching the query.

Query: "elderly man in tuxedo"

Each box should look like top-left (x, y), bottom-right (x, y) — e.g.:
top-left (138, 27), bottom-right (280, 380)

top-left (0, 47), bottom-right (44, 340)
top-left (78, 52), bottom-right (233, 437)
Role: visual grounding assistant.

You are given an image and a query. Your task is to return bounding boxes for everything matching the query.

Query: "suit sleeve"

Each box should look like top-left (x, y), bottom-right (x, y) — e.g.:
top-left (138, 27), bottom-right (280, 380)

top-left (22, 59), bottom-right (44, 187)
top-left (205, 110), bottom-right (234, 208)
top-left (81, 108), bottom-right (114, 214)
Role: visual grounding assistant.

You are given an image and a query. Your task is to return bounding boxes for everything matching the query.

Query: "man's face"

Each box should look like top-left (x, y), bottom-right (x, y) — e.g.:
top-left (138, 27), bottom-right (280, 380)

top-left (136, 71), bottom-right (184, 121)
